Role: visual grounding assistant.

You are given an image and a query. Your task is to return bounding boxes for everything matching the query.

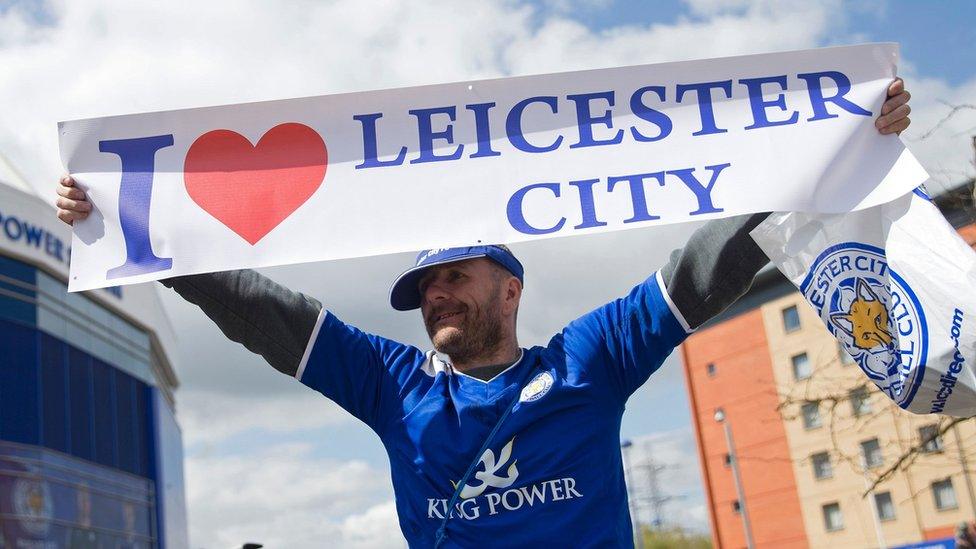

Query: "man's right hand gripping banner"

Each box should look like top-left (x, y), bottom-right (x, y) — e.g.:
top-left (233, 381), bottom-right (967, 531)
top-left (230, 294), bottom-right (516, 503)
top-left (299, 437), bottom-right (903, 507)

top-left (752, 189), bottom-right (976, 417)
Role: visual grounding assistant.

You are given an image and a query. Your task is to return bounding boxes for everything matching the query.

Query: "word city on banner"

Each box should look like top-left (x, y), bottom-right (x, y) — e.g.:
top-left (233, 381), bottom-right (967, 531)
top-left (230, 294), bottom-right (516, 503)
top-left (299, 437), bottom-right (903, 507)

top-left (59, 43), bottom-right (924, 292)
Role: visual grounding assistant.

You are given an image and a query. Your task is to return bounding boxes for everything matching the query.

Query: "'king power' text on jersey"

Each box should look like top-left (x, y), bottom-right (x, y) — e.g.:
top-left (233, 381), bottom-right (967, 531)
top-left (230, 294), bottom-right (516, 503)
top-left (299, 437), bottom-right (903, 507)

top-left (295, 271), bottom-right (689, 547)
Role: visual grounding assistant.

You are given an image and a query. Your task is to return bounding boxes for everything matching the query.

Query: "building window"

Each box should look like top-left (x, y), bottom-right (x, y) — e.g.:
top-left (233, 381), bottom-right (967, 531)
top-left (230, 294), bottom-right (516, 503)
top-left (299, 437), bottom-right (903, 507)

top-left (874, 491), bottom-right (896, 521)
top-left (801, 402), bottom-right (822, 429)
top-left (706, 363), bottom-right (716, 377)
top-left (792, 352), bottom-right (812, 381)
top-left (861, 438), bottom-right (884, 469)
top-left (850, 387), bottom-right (872, 417)
top-left (782, 305), bottom-right (801, 332)
top-left (732, 500), bottom-right (741, 514)
top-left (919, 424), bottom-right (944, 453)
top-left (933, 478), bottom-right (958, 511)
top-left (812, 452), bottom-right (833, 480)
top-left (838, 342), bottom-right (855, 365)
top-left (822, 502), bottom-right (843, 531)
top-left (861, 438), bottom-right (883, 469)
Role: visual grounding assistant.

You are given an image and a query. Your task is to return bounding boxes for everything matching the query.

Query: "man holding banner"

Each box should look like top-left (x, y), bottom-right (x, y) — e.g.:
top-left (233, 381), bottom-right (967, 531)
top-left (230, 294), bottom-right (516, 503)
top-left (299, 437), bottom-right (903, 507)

top-left (56, 71), bottom-right (913, 546)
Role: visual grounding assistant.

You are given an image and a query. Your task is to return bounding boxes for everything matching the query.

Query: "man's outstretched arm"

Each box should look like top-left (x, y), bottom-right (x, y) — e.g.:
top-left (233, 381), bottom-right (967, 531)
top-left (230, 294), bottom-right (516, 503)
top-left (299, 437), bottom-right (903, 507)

top-left (55, 175), bottom-right (323, 376)
top-left (661, 213), bottom-right (770, 330)
top-left (160, 270), bottom-right (322, 376)
top-left (660, 76), bottom-right (912, 329)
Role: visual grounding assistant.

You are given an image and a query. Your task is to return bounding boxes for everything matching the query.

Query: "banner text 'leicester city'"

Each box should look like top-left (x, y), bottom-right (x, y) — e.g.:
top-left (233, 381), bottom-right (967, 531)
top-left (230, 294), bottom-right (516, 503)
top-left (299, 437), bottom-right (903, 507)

top-left (59, 43), bottom-right (926, 291)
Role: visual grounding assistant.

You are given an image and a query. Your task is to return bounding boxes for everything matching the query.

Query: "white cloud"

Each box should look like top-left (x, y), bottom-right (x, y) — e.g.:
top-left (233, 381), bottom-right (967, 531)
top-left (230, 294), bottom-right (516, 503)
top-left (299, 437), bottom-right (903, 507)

top-left (501, 1), bottom-right (838, 77)
top-left (0, 0), bottom-right (532, 198)
top-left (0, 2), bottom-right (45, 47)
top-left (2, 0), bottom-right (972, 202)
top-left (178, 389), bottom-right (352, 447)
top-left (185, 442), bottom-right (403, 549)
top-left (682, 0), bottom-right (753, 17)
top-left (625, 429), bottom-right (709, 532)
top-left (338, 501), bottom-right (403, 549)
top-left (1, 0), bottom-right (971, 199)
top-left (539, 0), bottom-right (613, 16)
top-left (899, 73), bottom-right (976, 193)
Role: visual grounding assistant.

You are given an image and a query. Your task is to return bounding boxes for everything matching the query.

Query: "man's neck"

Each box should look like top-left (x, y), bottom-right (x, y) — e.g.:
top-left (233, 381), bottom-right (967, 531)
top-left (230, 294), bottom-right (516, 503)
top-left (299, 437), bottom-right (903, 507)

top-left (451, 341), bottom-right (521, 379)
top-left (460, 350), bottom-right (524, 382)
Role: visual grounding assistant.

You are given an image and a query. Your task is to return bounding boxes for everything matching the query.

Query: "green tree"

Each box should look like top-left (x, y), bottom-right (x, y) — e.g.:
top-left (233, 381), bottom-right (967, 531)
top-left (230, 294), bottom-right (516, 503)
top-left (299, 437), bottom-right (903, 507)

top-left (639, 525), bottom-right (712, 549)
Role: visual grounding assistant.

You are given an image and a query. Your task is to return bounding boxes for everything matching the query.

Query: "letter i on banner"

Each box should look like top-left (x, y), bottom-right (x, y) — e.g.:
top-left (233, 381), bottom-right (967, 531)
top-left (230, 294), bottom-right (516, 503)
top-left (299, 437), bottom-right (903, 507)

top-left (751, 188), bottom-right (976, 417)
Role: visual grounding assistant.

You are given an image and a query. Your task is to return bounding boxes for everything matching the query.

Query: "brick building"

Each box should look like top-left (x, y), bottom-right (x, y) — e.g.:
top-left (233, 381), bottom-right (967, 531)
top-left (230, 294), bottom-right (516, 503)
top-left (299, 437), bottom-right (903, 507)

top-left (683, 182), bottom-right (975, 549)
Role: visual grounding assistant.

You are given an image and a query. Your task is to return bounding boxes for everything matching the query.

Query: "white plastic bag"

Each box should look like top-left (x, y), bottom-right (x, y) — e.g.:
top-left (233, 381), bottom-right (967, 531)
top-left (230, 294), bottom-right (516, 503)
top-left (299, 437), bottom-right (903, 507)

top-left (751, 189), bottom-right (976, 417)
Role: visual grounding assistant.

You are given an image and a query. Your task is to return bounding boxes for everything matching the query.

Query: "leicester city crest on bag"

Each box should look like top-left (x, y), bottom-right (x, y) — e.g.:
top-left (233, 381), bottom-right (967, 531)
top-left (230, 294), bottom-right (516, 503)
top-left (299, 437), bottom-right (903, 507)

top-left (752, 190), bottom-right (976, 417)
top-left (801, 243), bottom-right (928, 408)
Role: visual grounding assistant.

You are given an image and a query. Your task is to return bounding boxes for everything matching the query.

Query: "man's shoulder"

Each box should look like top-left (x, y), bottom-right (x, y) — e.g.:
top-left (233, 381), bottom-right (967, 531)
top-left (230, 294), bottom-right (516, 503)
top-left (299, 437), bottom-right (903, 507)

top-left (305, 310), bottom-right (428, 372)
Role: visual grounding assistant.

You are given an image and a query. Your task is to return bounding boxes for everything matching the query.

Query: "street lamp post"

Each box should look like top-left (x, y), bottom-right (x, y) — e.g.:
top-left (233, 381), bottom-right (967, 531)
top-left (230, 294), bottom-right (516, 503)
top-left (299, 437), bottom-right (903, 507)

top-left (621, 440), bottom-right (644, 549)
top-left (714, 408), bottom-right (756, 549)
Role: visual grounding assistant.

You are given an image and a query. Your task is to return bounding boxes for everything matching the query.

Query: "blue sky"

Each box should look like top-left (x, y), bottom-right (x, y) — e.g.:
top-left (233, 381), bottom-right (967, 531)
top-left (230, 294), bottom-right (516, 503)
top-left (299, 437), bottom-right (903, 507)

top-left (533, 0), bottom-right (976, 92)
top-left (850, 1), bottom-right (975, 85)
top-left (2, 0), bottom-right (975, 546)
top-left (530, 0), bottom-right (976, 86)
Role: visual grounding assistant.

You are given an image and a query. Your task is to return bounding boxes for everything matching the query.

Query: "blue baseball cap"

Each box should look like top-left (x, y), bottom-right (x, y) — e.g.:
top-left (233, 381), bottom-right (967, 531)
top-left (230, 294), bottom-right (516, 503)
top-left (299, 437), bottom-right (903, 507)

top-left (389, 245), bottom-right (525, 311)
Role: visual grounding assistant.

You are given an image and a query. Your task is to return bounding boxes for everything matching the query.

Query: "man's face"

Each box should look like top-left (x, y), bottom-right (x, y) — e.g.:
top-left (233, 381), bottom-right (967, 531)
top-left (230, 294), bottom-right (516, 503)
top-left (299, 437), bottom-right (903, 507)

top-left (419, 258), bottom-right (508, 362)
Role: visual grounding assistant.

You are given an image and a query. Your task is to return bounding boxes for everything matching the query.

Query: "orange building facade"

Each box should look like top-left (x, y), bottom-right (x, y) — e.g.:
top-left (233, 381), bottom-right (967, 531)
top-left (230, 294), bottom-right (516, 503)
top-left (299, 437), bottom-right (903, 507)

top-left (682, 184), bottom-right (976, 549)
top-left (683, 307), bottom-right (809, 548)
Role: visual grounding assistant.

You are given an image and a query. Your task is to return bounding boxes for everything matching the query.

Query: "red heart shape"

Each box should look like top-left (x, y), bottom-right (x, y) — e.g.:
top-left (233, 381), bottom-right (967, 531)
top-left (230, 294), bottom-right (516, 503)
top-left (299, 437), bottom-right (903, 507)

top-left (184, 123), bottom-right (328, 245)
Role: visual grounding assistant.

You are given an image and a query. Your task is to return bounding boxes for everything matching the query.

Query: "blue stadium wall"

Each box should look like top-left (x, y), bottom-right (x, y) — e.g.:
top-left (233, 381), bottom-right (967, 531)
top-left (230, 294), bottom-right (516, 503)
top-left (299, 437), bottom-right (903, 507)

top-left (0, 185), bottom-right (188, 548)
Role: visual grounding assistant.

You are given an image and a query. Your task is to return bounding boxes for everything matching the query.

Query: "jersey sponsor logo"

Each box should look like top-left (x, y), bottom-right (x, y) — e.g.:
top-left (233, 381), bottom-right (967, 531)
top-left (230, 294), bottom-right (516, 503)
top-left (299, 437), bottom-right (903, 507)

top-left (429, 436), bottom-right (583, 520)
top-left (453, 436), bottom-right (519, 499)
top-left (520, 371), bottom-right (554, 403)
top-left (801, 242), bottom-right (928, 408)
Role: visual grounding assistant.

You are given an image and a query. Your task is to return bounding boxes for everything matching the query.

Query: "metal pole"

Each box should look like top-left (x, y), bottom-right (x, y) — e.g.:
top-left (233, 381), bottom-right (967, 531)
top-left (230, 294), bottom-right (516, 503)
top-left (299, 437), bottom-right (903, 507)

top-left (722, 419), bottom-right (756, 549)
top-left (622, 441), bottom-right (644, 549)
top-left (862, 472), bottom-right (887, 549)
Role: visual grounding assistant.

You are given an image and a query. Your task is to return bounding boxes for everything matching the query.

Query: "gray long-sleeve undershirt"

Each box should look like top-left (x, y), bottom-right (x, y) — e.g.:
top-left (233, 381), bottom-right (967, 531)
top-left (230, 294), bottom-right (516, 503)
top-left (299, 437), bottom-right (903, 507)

top-left (160, 270), bottom-right (322, 376)
top-left (660, 213), bottom-right (771, 328)
top-left (162, 213), bottom-right (771, 377)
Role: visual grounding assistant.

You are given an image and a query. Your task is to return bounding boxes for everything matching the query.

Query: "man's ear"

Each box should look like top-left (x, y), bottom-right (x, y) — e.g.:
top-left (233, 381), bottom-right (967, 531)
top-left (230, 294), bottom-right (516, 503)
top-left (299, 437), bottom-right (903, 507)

top-left (504, 277), bottom-right (522, 315)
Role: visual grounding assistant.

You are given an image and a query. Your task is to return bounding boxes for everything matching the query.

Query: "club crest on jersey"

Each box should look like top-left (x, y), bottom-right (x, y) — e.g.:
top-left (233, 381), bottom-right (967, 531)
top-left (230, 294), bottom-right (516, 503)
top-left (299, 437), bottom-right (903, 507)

top-left (801, 242), bottom-right (928, 408)
top-left (520, 371), bottom-right (554, 403)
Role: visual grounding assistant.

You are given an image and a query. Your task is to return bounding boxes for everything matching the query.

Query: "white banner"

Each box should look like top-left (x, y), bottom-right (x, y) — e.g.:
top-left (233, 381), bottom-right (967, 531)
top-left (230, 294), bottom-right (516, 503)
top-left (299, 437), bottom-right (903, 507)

top-left (60, 43), bottom-right (926, 292)
top-left (752, 190), bottom-right (976, 417)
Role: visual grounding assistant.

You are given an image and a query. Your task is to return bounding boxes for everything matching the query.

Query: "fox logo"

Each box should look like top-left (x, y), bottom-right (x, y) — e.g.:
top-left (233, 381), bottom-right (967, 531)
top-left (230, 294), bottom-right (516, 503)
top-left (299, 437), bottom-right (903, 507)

top-left (830, 278), bottom-right (893, 351)
top-left (452, 437), bottom-right (519, 499)
top-left (802, 243), bottom-right (928, 408)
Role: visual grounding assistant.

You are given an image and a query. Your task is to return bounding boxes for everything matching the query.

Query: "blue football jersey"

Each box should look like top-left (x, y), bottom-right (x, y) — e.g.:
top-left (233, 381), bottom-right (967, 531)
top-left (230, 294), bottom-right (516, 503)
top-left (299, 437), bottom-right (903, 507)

top-left (295, 271), bottom-right (689, 547)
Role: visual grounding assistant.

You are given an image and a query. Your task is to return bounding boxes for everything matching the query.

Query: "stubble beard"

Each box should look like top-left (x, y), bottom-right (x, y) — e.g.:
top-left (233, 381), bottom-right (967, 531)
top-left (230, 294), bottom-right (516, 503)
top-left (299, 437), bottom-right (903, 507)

top-left (427, 287), bottom-right (504, 365)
